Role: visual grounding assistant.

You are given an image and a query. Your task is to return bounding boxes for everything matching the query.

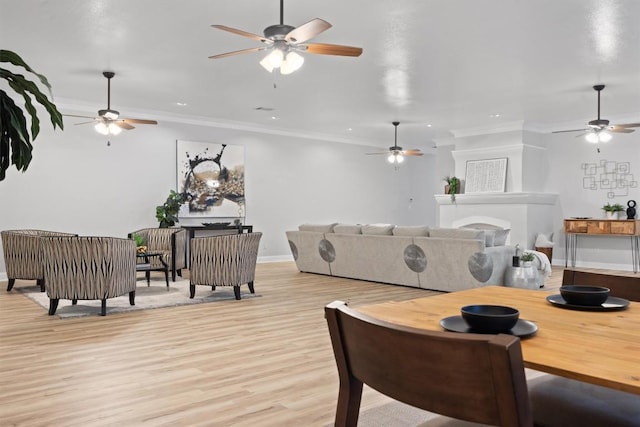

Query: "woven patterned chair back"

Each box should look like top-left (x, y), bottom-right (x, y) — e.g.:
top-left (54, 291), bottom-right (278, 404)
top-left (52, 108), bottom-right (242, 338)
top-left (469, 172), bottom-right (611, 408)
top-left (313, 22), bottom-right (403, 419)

top-left (190, 232), bottom-right (262, 287)
top-left (42, 236), bottom-right (136, 300)
top-left (1, 230), bottom-right (77, 280)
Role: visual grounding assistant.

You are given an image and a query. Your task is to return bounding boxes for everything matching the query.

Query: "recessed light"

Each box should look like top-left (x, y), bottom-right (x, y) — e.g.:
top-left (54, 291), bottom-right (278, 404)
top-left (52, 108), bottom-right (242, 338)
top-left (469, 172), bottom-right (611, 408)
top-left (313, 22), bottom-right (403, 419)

top-left (176, 102), bottom-right (188, 107)
top-left (271, 116), bottom-right (279, 120)
top-left (427, 124), bottom-right (432, 128)
top-left (347, 128), bottom-right (353, 131)
top-left (490, 113), bottom-right (501, 118)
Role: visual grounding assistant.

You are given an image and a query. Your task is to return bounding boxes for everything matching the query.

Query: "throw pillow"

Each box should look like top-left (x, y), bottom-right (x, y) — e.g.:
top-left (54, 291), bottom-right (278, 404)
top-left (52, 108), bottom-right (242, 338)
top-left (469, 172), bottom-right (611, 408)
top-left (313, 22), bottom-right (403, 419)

top-left (493, 228), bottom-right (511, 246)
top-left (483, 229), bottom-right (496, 247)
top-left (392, 226), bottom-right (430, 237)
top-left (333, 224), bottom-right (362, 234)
top-left (428, 227), bottom-right (485, 241)
top-left (361, 224), bottom-right (395, 235)
top-left (298, 223), bottom-right (338, 233)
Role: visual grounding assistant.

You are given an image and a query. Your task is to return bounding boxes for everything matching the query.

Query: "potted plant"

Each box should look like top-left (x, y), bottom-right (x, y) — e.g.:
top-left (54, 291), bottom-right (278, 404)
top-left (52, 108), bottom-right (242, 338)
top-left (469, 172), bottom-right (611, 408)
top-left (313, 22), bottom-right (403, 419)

top-left (156, 190), bottom-right (185, 228)
top-left (443, 176), bottom-right (460, 202)
top-left (520, 252), bottom-right (535, 265)
top-left (0, 50), bottom-right (64, 181)
top-left (602, 202), bottom-right (625, 219)
top-left (132, 233), bottom-right (147, 253)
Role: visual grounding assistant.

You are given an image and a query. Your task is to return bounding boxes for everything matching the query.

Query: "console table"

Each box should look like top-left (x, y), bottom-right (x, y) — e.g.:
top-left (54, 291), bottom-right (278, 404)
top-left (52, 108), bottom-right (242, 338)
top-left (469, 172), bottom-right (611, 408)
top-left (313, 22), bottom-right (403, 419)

top-left (564, 218), bottom-right (640, 273)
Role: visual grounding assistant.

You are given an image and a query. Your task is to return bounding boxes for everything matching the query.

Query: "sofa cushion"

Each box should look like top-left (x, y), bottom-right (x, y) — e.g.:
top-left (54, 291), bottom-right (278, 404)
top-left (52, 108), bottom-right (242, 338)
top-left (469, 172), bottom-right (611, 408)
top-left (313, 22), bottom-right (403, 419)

top-left (493, 229), bottom-right (510, 246)
top-left (298, 223), bottom-right (337, 233)
top-left (392, 226), bottom-right (430, 237)
top-left (361, 224), bottom-right (395, 235)
top-left (333, 224), bottom-right (362, 234)
top-left (428, 228), bottom-right (485, 241)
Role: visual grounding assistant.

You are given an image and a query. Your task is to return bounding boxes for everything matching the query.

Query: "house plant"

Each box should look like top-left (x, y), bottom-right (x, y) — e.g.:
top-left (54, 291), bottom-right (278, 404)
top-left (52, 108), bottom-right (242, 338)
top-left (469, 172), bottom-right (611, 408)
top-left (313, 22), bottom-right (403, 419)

top-left (0, 50), bottom-right (64, 181)
top-left (602, 202), bottom-right (625, 219)
top-left (155, 190), bottom-right (185, 228)
top-left (443, 176), bottom-right (460, 202)
top-left (132, 233), bottom-right (147, 253)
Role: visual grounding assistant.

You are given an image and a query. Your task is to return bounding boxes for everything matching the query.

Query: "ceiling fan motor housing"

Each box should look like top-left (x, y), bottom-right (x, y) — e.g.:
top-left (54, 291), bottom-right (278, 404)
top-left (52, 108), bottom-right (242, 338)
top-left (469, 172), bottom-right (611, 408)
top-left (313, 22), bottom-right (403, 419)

top-left (589, 119), bottom-right (610, 128)
top-left (263, 24), bottom-right (295, 40)
top-left (98, 109), bottom-right (120, 120)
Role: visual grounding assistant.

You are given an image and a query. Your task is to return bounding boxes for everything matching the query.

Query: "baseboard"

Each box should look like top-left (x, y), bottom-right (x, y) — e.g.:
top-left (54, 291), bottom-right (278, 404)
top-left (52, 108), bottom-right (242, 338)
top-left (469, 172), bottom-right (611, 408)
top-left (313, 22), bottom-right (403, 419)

top-left (0, 273), bottom-right (6, 282)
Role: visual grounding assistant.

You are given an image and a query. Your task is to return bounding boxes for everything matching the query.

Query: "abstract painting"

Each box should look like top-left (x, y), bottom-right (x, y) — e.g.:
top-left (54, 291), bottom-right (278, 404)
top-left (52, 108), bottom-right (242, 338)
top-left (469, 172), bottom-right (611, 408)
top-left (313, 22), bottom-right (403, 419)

top-left (176, 140), bottom-right (245, 218)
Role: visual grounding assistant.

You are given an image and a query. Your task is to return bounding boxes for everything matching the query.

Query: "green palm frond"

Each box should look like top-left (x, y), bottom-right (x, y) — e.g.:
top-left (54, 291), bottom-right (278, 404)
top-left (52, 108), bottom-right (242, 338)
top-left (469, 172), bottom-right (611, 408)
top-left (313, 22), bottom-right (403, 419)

top-left (0, 50), bottom-right (64, 181)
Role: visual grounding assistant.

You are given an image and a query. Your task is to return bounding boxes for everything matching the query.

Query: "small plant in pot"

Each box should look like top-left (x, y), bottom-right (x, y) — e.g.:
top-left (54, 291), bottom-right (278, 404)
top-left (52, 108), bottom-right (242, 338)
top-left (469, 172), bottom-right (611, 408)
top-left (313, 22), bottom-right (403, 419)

top-left (132, 233), bottom-right (146, 254)
top-left (443, 176), bottom-right (460, 202)
top-left (520, 252), bottom-right (535, 265)
top-left (602, 202), bottom-right (625, 219)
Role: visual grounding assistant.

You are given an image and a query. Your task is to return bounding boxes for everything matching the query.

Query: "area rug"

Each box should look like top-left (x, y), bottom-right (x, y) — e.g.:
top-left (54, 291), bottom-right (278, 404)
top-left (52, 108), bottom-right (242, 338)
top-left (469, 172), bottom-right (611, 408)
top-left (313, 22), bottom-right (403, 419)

top-left (16, 278), bottom-right (261, 319)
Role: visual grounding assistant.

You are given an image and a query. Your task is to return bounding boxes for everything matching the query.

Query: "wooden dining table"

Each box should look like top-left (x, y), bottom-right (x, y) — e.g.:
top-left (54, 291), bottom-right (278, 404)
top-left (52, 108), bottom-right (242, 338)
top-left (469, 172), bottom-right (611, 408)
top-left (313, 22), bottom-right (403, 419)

top-left (356, 285), bottom-right (640, 395)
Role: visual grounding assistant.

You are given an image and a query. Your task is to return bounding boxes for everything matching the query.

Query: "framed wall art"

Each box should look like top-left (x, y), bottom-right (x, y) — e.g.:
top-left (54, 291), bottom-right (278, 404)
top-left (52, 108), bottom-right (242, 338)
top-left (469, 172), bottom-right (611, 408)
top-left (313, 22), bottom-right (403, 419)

top-left (464, 158), bottom-right (508, 194)
top-left (176, 140), bottom-right (245, 218)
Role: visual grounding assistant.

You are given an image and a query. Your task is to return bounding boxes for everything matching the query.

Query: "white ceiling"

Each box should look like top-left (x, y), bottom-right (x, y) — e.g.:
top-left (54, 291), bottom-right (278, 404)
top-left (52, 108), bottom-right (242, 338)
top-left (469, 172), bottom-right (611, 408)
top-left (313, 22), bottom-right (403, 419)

top-left (2, 0), bottom-right (640, 148)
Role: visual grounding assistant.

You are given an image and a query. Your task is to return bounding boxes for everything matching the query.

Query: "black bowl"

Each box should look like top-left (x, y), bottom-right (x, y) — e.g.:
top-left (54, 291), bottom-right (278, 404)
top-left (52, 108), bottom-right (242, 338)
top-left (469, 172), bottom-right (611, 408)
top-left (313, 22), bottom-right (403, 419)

top-left (559, 285), bottom-right (610, 306)
top-left (460, 305), bottom-right (520, 333)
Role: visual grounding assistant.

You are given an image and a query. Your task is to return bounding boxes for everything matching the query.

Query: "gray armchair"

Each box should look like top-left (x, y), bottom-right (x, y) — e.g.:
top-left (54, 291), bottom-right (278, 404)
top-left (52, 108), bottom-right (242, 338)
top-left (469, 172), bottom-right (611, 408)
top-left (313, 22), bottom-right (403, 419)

top-left (128, 227), bottom-right (186, 282)
top-left (42, 236), bottom-right (137, 316)
top-left (1, 229), bottom-right (77, 292)
top-left (189, 232), bottom-right (262, 299)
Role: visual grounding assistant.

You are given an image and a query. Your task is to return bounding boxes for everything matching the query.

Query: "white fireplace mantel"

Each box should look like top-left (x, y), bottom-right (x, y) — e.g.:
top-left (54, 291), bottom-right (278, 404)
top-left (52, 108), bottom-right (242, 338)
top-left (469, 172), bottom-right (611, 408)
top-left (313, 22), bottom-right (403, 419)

top-left (436, 192), bottom-right (558, 250)
top-left (435, 192), bottom-right (557, 206)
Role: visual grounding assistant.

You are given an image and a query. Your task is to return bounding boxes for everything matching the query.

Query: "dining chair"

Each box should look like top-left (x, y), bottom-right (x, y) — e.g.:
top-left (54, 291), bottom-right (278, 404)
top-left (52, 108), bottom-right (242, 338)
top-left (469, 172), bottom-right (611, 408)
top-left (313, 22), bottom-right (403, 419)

top-left (528, 271), bottom-right (640, 427)
top-left (324, 300), bottom-right (534, 427)
top-left (189, 232), bottom-right (262, 299)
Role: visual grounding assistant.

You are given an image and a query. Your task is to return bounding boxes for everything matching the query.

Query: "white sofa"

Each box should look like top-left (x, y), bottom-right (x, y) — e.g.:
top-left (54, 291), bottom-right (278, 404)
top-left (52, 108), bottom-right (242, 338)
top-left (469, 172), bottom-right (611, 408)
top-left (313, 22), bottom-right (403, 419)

top-left (286, 223), bottom-right (518, 292)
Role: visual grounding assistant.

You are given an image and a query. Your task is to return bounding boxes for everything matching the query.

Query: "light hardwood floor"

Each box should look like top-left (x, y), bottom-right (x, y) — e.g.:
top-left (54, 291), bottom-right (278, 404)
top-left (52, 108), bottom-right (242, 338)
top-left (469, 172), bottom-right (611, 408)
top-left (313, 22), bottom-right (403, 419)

top-left (0, 262), bottom-right (586, 426)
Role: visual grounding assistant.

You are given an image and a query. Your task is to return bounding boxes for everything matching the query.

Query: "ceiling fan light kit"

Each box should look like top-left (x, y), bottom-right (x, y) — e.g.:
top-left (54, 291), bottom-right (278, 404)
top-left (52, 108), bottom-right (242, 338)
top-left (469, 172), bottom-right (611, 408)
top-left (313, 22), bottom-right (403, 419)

top-left (366, 121), bottom-right (424, 166)
top-left (209, 0), bottom-right (362, 75)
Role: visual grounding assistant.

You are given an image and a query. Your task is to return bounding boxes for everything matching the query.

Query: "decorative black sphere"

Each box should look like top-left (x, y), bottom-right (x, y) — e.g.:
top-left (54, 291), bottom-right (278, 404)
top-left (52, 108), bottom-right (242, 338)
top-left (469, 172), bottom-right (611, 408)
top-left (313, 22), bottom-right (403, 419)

top-left (627, 200), bottom-right (637, 220)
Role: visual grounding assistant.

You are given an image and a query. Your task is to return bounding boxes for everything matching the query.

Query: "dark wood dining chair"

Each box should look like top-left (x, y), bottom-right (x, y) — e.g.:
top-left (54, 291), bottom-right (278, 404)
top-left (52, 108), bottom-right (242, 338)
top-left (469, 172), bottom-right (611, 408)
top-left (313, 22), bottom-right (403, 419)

top-left (324, 300), bottom-right (534, 427)
top-left (528, 268), bottom-right (640, 426)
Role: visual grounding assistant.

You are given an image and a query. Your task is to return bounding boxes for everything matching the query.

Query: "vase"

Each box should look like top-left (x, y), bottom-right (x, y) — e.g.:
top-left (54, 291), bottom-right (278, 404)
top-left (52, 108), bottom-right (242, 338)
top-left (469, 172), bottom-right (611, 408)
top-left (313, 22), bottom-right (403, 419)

top-left (444, 184), bottom-right (450, 194)
top-left (605, 211), bottom-right (617, 220)
top-left (504, 261), bottom-right (541, 289)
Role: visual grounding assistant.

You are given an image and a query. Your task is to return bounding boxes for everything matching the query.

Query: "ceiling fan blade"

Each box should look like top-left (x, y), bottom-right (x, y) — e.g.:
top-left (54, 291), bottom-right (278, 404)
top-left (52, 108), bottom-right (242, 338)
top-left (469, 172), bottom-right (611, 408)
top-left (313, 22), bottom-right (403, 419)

top-left (211, 25), bottom-right (269, 43)
top-left (122, 118), bottom-right (158, 125)
top-left (365, 152), bottom-right (389, 155)
top-left (113, 121), bottom-right (135, 130)
top-left (63, 114), bottom-right (95, 119)
top-left (285, 18), bottom-right (331, 43)
top-left (614, 123), bottom-right (640, 128)
top-left (304, 43), bottom-right (363, 57)
top-left (402, 150), bottom-right (424, 156)
top-left (73, 120), bottom-right (96, 126)
top-left (609, 128), bottom-right (634, 134)
top-left (208, 47), bottom-right (268, 59)
top-left (552, 128), bottom-right (588, 134)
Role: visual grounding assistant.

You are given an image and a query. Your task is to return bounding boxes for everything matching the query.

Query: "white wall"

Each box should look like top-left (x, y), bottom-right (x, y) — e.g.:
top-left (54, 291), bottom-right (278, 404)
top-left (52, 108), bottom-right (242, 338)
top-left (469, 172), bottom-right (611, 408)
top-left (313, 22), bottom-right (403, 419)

top-left (0, 115), bottom-right (438, 277)
top-left (546, 131), bottom-right (640, 269)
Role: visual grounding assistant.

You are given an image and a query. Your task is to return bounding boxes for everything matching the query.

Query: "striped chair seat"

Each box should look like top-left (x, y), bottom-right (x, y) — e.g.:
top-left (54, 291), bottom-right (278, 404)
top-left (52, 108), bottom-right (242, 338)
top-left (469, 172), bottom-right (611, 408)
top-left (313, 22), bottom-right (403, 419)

top-left (189, 232), bottom-right (262, 299)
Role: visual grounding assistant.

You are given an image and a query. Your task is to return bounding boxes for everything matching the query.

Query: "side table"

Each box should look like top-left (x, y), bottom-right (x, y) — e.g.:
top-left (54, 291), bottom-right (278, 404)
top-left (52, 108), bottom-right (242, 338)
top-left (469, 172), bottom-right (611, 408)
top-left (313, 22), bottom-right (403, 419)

top-left (136, 251), bottom-right (169, 287)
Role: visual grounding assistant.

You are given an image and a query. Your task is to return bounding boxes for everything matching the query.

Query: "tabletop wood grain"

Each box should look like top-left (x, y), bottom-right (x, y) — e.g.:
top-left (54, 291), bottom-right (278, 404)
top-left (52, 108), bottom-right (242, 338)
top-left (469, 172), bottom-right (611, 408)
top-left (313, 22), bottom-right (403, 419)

top-left (357, 286), bottom-right (640, 395)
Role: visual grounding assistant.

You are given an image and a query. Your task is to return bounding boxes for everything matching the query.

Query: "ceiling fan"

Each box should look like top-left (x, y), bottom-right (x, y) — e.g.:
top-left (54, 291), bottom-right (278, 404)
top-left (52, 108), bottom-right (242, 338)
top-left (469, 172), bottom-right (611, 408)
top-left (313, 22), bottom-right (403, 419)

top-left (64, 71), bottom-right (158, 136)
top-left (552, 84), bottom-right (640, 143)
top-left (208, 0), bottom-right (363, 75)
top-left (367, 122), bottom-right (424, 164)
